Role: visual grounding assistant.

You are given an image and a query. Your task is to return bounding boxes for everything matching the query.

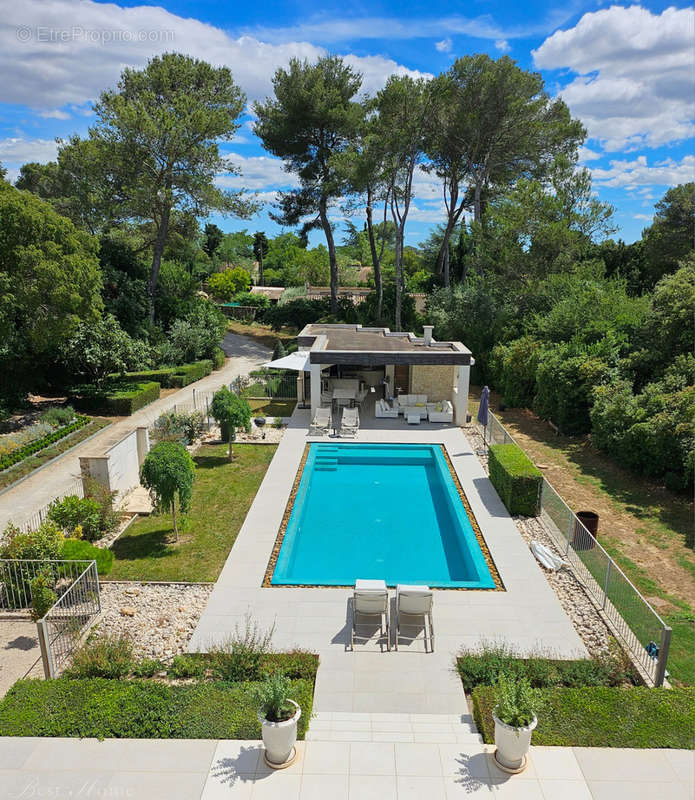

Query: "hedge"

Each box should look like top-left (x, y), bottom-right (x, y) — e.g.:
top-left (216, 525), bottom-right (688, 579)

top-left (488, 443), bottom-right (542, 516)
top-left (0, 678), bottom-right (314, 740)
top-left (212, 346), bottom-right (226, 370)
top-left (77, 382), bottom-right (161, 416)
top-left (472, 685), bottom-right (695, 749)
top-left (0, 416), bottom-right (90, 471)
top-left (60, 538), bottom-right (114, 576)
top-left (169, 359), bottom-right (213, 388)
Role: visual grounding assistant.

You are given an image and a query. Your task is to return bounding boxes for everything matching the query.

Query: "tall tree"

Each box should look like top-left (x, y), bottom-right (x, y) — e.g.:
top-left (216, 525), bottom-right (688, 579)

top-left (254, 56), bottom-right (363, 314)
top-left (425, 55), bottom-right (584, 284)
top-left (203, 223), bottom-right (224, 258)
top-left (338, 101), bottom-right (392, 321)
top-left (253, 231), bottom-right (269, 285)
top-left (375, 75), bottom-right (430, 329)
top-left (642, 183), bottom-right (695, 289)
top-left (59, 53), bottom-right (257, 320)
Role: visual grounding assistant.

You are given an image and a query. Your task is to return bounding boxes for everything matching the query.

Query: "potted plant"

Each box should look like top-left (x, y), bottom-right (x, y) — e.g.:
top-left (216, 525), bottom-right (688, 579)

top-left (254, 672), bottom-right (301, 769)
top-left (492, 673), bottom-right (537, 773)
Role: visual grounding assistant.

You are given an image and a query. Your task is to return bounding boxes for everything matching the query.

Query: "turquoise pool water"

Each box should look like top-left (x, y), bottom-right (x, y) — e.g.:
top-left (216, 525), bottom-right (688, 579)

top-left (271, 443), bottom-right (496, 588)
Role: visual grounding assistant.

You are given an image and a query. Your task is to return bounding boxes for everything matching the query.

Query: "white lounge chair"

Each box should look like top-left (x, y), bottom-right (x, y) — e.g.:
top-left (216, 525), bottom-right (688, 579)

top-left (310, 406), bottom-right (332, 435)
top-left (375, 398), bottom-right (399, 418)
top-left (341, 406), bottom-right (359, 437)
top-left (351, 579), bottom-right (390, 651)
top-left (394, 584), bottom-right (434, 652)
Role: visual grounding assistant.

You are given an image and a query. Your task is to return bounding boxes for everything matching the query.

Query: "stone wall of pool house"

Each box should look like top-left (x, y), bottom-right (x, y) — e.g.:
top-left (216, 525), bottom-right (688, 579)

top-left (410, 364), bottom-right (456, 403)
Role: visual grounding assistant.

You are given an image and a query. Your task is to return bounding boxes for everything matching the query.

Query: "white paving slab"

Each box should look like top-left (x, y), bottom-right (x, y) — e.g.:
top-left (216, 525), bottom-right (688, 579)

top-left (190, 408), bottom-right (587, 716)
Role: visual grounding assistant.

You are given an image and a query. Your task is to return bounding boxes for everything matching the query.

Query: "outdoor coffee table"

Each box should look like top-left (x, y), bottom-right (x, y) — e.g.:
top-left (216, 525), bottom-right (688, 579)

top-left (407, 412), bottom-right (421, 424)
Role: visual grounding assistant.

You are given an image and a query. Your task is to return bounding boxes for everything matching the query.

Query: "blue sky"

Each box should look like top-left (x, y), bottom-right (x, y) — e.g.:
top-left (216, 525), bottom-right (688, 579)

top-left (0, 0), bottom-right (693, 247)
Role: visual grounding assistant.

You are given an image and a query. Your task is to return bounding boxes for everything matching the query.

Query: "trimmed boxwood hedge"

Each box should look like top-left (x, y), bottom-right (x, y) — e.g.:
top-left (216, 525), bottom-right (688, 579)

top-left (116, 359), bottom-right (216, 390)
top-left (472, 685), bottom-right (695, 748)
top-left (0, 416), bottom-right (90, 471)
top-left (0, 677), bottom-right (314, 740)
top-left (75, 381), bottom-right (161, 416)
top-left (488, 443), bottom-right (542, 516)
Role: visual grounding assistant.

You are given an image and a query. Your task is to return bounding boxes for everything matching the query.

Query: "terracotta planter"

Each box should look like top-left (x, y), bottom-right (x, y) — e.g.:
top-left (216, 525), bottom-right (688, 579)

top-left (493, 711), bottom-right (537, 773)
top-left (259, 700), bottom-right (301, 768)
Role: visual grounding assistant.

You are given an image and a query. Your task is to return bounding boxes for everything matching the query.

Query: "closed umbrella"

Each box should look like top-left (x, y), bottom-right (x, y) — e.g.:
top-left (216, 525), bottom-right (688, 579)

top-left (477, 385), bottom-right (490, 442)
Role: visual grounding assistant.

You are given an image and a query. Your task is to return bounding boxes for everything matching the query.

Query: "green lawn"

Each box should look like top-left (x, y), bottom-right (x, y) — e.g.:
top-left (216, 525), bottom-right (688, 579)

top-left (248, 398), bottom-right (296, 417)
top-left (107, 443), bottom-right (276, 582)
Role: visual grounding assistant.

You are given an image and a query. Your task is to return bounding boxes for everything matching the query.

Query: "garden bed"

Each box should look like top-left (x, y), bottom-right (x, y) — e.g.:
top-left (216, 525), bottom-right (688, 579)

top-left (472, 684), bottom-right (695, 748)
top-left (0, 676), bottom-right (314, 740)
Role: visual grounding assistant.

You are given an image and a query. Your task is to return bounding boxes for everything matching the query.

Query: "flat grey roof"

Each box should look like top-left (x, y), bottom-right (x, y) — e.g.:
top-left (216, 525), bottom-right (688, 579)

top-left (298, 324), bottom-right (472, 366)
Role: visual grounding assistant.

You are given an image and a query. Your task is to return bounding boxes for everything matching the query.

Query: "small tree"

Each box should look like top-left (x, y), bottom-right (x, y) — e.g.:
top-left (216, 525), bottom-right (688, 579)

top-left (272, 339), bottom-right (287, 361)
top-left (210, 386), bottom-right (252, 461)
top-left (139, 442), bottom-right (195, 541)
top-left (208, 268), bottom-right (251, 300)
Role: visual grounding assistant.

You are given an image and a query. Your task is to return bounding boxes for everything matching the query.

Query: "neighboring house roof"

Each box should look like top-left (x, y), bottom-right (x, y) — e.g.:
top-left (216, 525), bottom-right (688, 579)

top-left (250, 286), bottom-right (285, 301)
top-left (298, 323), bottom-right (471, 366)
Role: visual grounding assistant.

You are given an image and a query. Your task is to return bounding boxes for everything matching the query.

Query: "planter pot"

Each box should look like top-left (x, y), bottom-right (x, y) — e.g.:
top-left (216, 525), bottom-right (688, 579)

top-left (493, 712), bottom-right (537, 773)
top-left (258, 700), bottom-right (301, 769)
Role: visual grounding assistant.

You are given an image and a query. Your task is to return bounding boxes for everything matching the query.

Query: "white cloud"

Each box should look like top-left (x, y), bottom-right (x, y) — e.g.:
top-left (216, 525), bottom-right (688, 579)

top-left (435, 38), bottom-right (452, 53)
top-left (216, 153), bottom-right (299, 191)
top-left (0, 0), bottom-right (428, 110)
top-left (38, 109), bottom-right (70, 119)
top-left (494, 39), bottom-right (510, 52)
top-left (0, 137), bottom-right (58, 164)
top-left (578, 146), bottom-right (602, 162)
top-left (590, 154), bottom-right (695, 188)
top-left (633, 213), bottom-right (653, 220)
top-left (533, 6), bottom-right (695, 150)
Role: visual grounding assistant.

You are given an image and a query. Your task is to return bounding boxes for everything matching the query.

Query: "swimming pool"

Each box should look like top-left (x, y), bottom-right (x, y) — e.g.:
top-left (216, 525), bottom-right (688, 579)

top-left (270, 443), bottom-right (497, 589)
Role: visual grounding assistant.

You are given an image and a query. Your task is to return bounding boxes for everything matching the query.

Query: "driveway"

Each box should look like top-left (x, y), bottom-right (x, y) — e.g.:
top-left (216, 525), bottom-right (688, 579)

top-left (0, 332), bottom-right (271, 531)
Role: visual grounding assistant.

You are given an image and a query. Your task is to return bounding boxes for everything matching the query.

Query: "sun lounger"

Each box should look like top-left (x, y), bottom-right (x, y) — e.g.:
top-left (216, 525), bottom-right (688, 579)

top-left (351, 579), bottom-right (390, 651)
top-left (394, 584), bottom-right (434, 652)
top-left (310, 406), bottom-right (332, 435)
top-left (341, 406), bottom-right (359, 437)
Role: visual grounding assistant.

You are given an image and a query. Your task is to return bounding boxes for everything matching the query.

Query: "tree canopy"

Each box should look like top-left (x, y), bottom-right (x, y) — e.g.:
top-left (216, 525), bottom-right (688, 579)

top-left (140, 441), bottom-right (195, 540)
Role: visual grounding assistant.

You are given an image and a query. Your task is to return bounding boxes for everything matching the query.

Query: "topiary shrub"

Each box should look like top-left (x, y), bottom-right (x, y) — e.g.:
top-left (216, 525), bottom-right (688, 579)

top-left (60, 538), bottom-right (114, 576)
top-left (488, 444), bottom-right (542, 516)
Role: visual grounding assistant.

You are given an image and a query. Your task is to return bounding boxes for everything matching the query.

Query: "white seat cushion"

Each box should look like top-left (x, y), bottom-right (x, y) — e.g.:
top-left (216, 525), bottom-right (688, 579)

top-left (356, 579), bottom-right (386, 591)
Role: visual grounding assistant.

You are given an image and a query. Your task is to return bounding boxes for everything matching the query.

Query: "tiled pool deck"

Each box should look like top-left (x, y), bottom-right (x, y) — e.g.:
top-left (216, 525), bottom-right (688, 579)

top-left (190, 408), bottom-right (587, 715)
top-left (1, 737), bottom-right (691, 799)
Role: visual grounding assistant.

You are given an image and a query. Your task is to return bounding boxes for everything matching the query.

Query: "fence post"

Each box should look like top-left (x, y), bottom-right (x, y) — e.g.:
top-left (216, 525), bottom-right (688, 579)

top-left (37, 618), bottom-right (55, 679)
top-left (206, 398), bottom-right (210, 428)
top-left (602, 560), bottom-right (611, 609)
top-left (565, 513), bottom-right (573, 556)
top-left (93, 561), bottom-right (101, 613)
top-left (654, 626), bottom-right (672, 686)
top-left (192, 388), bottom-right (197, 410)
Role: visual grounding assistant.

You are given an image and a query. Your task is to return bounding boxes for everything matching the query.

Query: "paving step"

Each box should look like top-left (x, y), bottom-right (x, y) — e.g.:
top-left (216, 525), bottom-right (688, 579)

top-left (306, 711), bottom-right (483, 744)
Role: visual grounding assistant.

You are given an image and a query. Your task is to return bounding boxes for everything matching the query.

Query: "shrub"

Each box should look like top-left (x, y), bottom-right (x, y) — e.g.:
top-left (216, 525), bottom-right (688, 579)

top-left (118, 367), bottom-right (176, 386)
top-left (232, 291), bottom-right (270, 308)
top-left (472, 685), bottom-right (695, 748)
top-left (208, 615), bottom-right (275, 682)
top-left (254, 672), bottom-right (295, 722)
top-left (30, 570), bottom-right (56, 621)
top-left (156, 301), bottom-right (227, 365)
top-left (0, 521), bottom-right (64, 560)
top-left (66, 635), bottom-right (134, 679)
top-left (152, 410), bottom-right (206, 445)
top-left (60, 538), bottom-right (114, 576)
top-left (84, 479), bottom-right (120, 537)
top-left (132, 658), bottom-right (164, 678)
top-left (262, 651), bottom-right (319, 682)
top-left (40, 405), bottom-right (76, 427)
top-left (456, 642), bottom-right (637, 690)
top-left (103, 381), bottom-right (161, 415)
top-left (168, 654), bottom-right (206, 679)
top-left (488, 444), bottom-right (542, 516)
top-left (210, 387), bottom-right (252, 461)
top-left (264, 298), bottom-right (330, 331)
top-left (0, 677), bottom-right (314, 740)
top-left (140, 442), bottom-right (195, 540)
top-left (49, 495), bottom-right (102, 541)
top-left (490, 337), bottom-right (542, 408)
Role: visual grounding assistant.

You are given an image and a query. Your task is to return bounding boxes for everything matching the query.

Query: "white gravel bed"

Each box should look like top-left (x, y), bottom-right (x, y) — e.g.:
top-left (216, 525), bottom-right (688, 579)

top-left (95, 582), bottom-right (213, 659)
top-left (463, 423), bottom-right (612, 656)
top-left (201, 422), bottom-right (285, 445)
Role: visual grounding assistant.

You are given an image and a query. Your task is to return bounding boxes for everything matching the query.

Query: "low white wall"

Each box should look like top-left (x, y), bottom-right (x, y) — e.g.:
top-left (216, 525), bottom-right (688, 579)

top-left (80, 426), bottom-right (150, 499)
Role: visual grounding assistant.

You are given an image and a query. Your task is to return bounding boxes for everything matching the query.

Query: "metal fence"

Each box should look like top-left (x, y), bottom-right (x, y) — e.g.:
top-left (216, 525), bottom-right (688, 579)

top-left (0, 558), bottom-right (92, 611)
top-left (481, 412), bottom-right (672, 686)
top-left (37, 560), bottom-right (100, 678)
top-left (245, 370), bottom-right (298, 400)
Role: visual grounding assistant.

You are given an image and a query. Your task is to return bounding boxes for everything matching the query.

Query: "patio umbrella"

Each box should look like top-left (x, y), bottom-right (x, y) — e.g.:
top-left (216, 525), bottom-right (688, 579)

top-left (477, 386), bottom-right (490, 438)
